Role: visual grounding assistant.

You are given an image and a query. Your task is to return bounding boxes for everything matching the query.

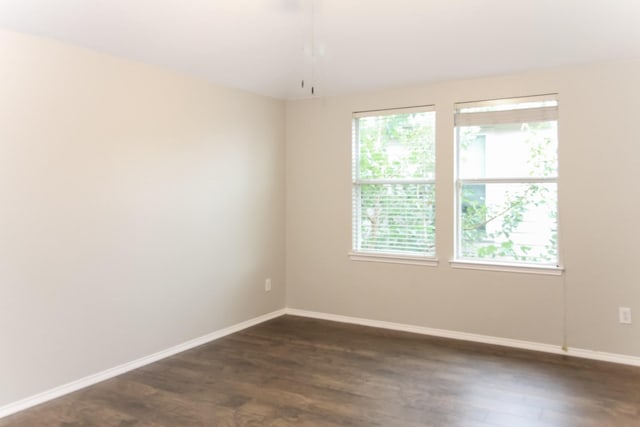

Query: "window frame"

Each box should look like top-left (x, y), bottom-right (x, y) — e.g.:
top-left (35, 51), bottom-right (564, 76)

top-left (452, 94), bottom-right (563, 274)
top-left (350, 105), bottom-right (438, 266)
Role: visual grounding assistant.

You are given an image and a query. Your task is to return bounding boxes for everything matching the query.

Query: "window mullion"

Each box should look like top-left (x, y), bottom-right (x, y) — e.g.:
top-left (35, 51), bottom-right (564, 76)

top-left (459, 177), bottom-right (557, 185)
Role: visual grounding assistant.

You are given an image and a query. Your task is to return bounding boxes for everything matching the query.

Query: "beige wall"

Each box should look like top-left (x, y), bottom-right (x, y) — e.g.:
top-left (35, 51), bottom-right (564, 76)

top-left (286, 61), bottom-right (640, 357)
top-left (2, 25), bottom-right (639, 411)
top-left (0, 30), bottom-right (286, 406)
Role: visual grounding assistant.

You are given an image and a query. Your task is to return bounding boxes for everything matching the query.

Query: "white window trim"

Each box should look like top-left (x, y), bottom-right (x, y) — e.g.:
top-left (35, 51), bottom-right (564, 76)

top-left (353, 105), bottom-right (434, 118)
top-left (350, 251), bottom-right (439, 267)
top-left (453, 94), bottom-right (560, 268)
top-left (449, 259), bottom-right (563, 276)
top-left (351, 105), bottom-right (436, 260)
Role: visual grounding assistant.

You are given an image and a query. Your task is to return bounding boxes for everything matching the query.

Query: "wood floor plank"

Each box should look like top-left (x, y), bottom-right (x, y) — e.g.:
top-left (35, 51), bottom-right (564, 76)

top-left (1, 315), bottom-right (639, 426)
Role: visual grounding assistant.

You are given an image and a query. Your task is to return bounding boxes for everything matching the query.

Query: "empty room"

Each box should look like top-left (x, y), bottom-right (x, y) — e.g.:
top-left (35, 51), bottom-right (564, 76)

top-left (1, 1), bottom-right (639, 426)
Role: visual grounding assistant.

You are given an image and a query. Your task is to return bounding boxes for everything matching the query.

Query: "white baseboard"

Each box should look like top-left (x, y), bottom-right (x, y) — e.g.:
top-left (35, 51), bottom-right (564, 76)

top-left (566, 347), bottom-right (640, 367)
top-left (285, 308), bottom-right (640, 367)
top-left (4, 306), bottom-right (639, 420)
top-left (0, 308), bottom-right (286, 420)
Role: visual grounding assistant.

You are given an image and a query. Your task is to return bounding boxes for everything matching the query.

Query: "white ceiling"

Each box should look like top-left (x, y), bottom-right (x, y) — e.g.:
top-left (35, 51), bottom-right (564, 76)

top-left (0, 0), bottom-right (639, 99)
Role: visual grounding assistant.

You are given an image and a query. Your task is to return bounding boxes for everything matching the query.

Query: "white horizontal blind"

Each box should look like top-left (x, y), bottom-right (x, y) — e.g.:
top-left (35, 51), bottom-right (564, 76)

top-left (355, 183), bottom-right (435, 254)
top-left (456, 94), bottom-right (557, 110)
top-left (455, 106), bottom-right (557, 126)
top-left (455, 95), bottom-right (558, 126)
top-left (352, 106), bottom-right (436, 256)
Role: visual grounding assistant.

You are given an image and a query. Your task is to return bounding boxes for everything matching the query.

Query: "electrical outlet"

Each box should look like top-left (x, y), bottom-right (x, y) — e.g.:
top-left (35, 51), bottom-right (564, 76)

top-left (619, 307), bottom-right (632, 324)
top-left (265, 278), bottom-right (272, 292)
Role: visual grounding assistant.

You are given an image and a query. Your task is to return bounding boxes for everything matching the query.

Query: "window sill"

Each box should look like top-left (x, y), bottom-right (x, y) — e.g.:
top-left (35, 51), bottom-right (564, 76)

top-left (449, 259), bottom-right (564, 276)
top-left (349, 252), bottom-right (439, 267)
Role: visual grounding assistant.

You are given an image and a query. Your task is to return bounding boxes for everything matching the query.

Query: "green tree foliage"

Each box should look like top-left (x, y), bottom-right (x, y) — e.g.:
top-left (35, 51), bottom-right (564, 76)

top-left (355, 113), bottom-right (557, 264)
top-left (459, 122), bottom-right (558, 264)
top-left (356, 112), bottom-right (435, 254)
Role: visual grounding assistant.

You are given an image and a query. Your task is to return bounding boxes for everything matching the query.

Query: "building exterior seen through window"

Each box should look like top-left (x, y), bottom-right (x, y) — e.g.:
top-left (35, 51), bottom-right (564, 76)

top-left (455, 95), bottom-right (559, 266)
top-left (351, 96), bottom-right (558, 268)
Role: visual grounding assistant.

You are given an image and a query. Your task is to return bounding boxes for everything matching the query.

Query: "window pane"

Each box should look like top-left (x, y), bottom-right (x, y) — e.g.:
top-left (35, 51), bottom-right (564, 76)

top-left (460, 183), bottom-right (557, 265)
top-left (357, 183), bottom-right (435, 255)
top-left (357, 111), bottom-right (435, 180)
top-left (458, 121), bottom-right (557, 179)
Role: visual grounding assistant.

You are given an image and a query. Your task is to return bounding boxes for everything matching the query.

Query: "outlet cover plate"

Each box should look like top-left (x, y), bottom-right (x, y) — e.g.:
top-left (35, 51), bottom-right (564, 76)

top-left (619, 307), bottom-right (632, 324)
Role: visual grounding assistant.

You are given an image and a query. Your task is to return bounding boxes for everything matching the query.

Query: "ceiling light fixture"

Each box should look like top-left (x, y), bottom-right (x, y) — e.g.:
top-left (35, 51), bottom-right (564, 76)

top-left (301, 0), bottom-right (317, 96)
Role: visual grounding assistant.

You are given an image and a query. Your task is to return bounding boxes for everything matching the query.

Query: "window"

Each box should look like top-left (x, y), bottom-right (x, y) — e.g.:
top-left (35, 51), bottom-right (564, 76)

top-left (351, 106), bottom-right (436, 261)
top-left (454, 95), bottom-right (559, 268)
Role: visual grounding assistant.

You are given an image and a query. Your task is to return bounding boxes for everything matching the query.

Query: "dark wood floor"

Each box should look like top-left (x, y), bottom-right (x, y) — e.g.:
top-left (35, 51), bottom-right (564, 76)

top-left (2, 315), bottom-right (639, 427)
